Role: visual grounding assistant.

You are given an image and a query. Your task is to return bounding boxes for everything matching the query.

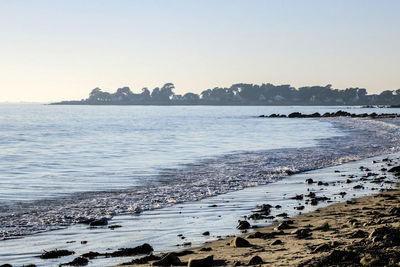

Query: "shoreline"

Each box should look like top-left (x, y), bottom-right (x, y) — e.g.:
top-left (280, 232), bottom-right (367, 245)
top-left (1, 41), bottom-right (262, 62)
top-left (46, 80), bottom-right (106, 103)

top-left (116, 158), bottom-right (400, 267)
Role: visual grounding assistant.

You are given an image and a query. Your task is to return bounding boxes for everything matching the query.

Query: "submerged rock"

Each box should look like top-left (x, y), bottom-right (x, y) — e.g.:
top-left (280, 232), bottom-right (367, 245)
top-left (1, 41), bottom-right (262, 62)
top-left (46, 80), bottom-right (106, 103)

top-left (40, 249), bottom-right (75, 259)
top-left (89, 217), bottom-right (108, 227)
top-left (60, 257), bottom-right (89, 266)
top-left (237, 220), bottom-right (251, 230)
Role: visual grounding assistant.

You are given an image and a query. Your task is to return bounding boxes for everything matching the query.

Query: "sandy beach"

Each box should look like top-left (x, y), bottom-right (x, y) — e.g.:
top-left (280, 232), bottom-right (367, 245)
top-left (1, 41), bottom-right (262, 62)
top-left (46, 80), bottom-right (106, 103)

top-left (117, 161), bottom-right (400, 267)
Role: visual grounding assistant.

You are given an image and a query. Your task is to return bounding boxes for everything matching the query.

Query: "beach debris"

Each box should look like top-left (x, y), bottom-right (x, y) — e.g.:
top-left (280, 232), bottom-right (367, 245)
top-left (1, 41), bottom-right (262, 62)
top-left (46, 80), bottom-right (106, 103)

top-left (152, 252), bottom-right (181, 266)
top-left (60, 257), bottom-right (89, 266)
top-left (237, 220), bottom-right (251, 230)
top-left (188, 255), bottom-right (213, 267)
top-left (89, 217), bottom-right (108, 227)
top-left (107, 243), bottom-right (153, 257)
top-left (230, 237), bottom-right (252, 247)
top-left (248, 255), bottom-right (263, 265)
top-left (40, 249), bottom-right (75, 259)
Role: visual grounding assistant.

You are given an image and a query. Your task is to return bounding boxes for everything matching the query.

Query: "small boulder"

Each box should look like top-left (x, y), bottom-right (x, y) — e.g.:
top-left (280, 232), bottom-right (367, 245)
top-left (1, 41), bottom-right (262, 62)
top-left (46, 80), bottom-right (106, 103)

top-left (237, 220), bottom-right (251, 230)
top-left (89, 217), bottom-right (108, 227)
top-left (248, 255), bottom-right (263, 265)
top-left (230, 237), bottom-right (252, 247)
top-left (152, 253), bottom-right (181, 266)
top-left (271, 239), bottom-right (282, 245)
top-left (305, 178), bottom-right (314, 184)
top-left (187, 255), bottom-right (213, 267)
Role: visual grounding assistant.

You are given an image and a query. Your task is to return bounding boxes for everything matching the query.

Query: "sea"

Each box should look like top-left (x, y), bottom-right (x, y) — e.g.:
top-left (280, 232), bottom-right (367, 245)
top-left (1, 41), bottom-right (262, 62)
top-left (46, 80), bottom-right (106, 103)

top-left (1, 104), bottom-right (400, 266)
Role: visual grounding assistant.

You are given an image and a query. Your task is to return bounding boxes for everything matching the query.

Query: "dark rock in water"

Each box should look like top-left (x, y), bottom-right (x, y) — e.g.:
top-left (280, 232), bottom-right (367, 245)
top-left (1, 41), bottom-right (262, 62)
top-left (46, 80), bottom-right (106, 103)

top-left (0, 264), bottom-right (13, 267)
top-left (81, 251), bottom-right (100, 259)
top-left (306, 192), bottom-right (316, 198)
top-left (295, 205), bottom-right (305, 210)
top-left (108, 243), bottom-right (153, 257)
top-left (22, 265), bottom-right (36, 267)
top-left (276, 212), bottom-right (288, 217)
top-left (353, 185), bottom-right (364, 189)
top-left (248, 255), bottom-right (263, 265)
top-left (89, 217), bottom-right (108, 227)
top-left (202, 231), bottom-right (210, 236)
top-left (305, 178), bottom-right (314, 184)
top-left (108, 225), bottom-right (122, 230)
top-left (60, 257), bottom-right (89, 266)
top-left (345, 179), bottom-right (352, 184)
top-left (40, 249), bottom-right (75, 259)
top-left (291, 194), bottom-right (303, 200)
top-left (271, 239), bottom-right (283, 245)
top-left (237, 220), bottom-right (251, 230)
top-left (152, 253), bottom-right (181, 266)
top-left (123, 254), bottom-right (160, 265)
top-left (188, 255), bottom-right (213, 267)
top-left (388, 166), bottom-right (400, 173)
top-left (288, 112), bottom-right (303, 118)
top-left (230, 237), bottom-right (252, 247)
top-left (275, 205), bottom-right (282, 209)
top-left (310, 199), bottom-right (319, 206)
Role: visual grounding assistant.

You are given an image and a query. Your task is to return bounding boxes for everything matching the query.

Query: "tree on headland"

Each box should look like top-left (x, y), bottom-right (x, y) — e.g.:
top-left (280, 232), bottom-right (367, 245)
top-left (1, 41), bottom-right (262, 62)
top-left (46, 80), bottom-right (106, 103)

top-left (55, 82), bottom-right (400, 106)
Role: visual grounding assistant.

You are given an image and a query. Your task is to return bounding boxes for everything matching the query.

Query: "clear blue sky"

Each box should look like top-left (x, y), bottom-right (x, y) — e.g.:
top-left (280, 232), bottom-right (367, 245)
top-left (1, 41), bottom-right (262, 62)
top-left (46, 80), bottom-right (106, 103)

top-left (0, 0), bottom-right (399, 102)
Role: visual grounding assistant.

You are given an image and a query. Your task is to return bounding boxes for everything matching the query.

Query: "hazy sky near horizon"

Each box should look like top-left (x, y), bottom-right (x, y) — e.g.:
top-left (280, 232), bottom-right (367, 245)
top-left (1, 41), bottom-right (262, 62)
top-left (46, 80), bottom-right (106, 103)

top-left (0, 1), bottom-right (399, 102)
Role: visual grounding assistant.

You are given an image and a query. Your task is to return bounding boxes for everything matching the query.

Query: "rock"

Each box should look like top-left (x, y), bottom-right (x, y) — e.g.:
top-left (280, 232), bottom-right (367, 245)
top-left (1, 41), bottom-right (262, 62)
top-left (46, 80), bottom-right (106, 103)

top-left (237, 220), bottom-right (251, 230)
top-left (200, 247), bottom-right (212, 251)
top-left (60, 257), bottom-right (89, 266)
top-left (314, 222), bottom-right (330, 231)
top-left (40, 249), bottom-right (75, 259)
top-left (360, 254), bottom-right (379, 266)
top-left (350, 230), bottom-right (368, 238)
top-left (109, 243), bottom-right (153, 257)
top-left (345, 179), bottom-right (352, 184)
top-left (353, 185), bottom-right (363, 189)
top-left (305, 178), bottom-right (314, 184)
top-left (312, 243), bottom-right (330, 253)
top-left (108, 225), bottom-right (122, 230)
top-left (187, 255), bottom-right (213, 267)
top-left (81, 251), bottom-right (101, 259)
top-left (152, 253), bottom-right (181, 266)
top-left (274, 221), bottom-right (291, 230)
top-left (388, 166), bottom-right (400, 173)
top-left (0, 265), bottom-right (13, 267)
top-left (271, 239), bottom-right (282, 245)
top-left (291, 194), bottom-right (303, 200)
top-left (127, 255), bottom-right (160, 264)
top-left (89, 217), bottom-right (108, 227)
top-left (230, 237), bottom-right (252, 247)
top-left (248, 255), bottom-right (263, 265)
top-left (295, 205), bottom-right (305, 210)
top-left (276, 212), bottom-right (288, 217)
top-left (291, 229), bottom-right (312, 239)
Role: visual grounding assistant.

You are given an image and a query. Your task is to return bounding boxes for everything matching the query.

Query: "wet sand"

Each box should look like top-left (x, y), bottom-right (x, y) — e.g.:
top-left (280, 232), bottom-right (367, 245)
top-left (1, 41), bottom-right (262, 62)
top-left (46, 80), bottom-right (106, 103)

top-left (118, 165), bottom-right (400, 266)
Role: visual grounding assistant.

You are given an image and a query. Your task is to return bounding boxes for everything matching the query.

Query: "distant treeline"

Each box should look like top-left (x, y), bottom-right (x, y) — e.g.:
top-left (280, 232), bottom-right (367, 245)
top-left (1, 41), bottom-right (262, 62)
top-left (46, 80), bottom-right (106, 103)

top-left (52, 83), bottom-right (400, 106)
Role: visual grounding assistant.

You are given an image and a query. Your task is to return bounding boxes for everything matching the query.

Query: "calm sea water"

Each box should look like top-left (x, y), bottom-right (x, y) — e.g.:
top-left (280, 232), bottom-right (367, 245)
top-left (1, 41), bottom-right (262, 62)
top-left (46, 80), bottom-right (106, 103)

top-left (0, 104), bottom-right (347, 202)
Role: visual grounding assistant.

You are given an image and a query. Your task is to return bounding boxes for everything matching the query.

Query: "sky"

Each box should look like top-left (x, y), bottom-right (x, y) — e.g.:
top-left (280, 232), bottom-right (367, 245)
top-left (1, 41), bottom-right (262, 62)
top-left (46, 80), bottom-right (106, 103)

top-left (0, 0), bottom-right (399, 102)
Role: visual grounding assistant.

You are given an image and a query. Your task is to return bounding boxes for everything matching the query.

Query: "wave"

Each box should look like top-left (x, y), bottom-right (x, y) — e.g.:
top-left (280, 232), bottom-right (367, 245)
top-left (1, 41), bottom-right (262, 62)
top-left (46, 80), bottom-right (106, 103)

top-left (1, 117), bottom-right (400, 239)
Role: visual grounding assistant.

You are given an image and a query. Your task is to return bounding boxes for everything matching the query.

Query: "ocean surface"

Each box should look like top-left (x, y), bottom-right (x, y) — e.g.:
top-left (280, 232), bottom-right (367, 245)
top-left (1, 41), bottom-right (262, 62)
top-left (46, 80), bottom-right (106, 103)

top-left (1, 104), bottom-right (400, 266)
